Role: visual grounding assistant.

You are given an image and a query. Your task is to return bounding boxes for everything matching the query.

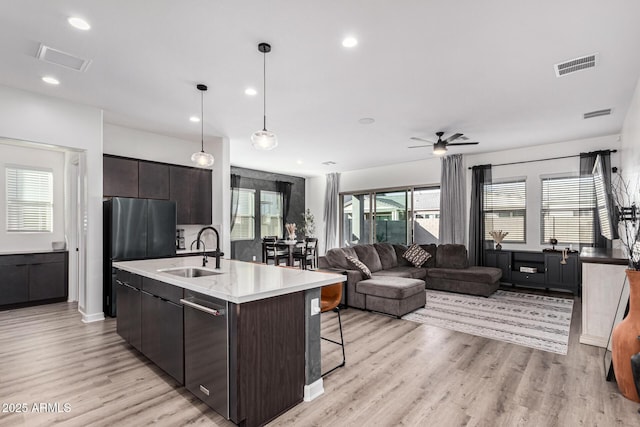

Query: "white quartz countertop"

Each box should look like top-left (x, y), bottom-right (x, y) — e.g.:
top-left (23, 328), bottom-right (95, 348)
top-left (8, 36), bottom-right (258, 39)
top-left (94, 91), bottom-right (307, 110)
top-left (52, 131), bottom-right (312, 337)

top-left (112, 256), bottom-right (345, 304)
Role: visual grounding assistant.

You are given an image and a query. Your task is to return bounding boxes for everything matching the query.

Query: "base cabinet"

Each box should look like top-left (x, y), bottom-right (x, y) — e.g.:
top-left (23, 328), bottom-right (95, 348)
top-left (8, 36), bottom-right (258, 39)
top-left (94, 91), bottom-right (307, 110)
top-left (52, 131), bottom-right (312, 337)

top-left (0, 252), bottom-right (68, 308)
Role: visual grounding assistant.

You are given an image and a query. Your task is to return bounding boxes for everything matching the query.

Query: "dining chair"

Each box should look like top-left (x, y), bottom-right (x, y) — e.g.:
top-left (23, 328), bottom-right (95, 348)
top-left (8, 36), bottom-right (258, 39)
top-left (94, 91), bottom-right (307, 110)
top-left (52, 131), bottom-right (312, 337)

top-left (321, 282), bottom-right (346, 376)
top-left (293, 237), bottom-right (318, 270)
top-left (263, 236), bottom-right (289, 265)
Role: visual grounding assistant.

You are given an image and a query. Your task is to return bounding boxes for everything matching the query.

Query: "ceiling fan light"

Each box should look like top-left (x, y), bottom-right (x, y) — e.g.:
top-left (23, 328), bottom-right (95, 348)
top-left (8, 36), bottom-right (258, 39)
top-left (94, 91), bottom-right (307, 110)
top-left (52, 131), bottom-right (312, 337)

top-left (433, 144), bottom-right (447, 156)
top-left (251, 130), bottom-right (278, 150)
top-left (191, 150), bottom-right (215, 167)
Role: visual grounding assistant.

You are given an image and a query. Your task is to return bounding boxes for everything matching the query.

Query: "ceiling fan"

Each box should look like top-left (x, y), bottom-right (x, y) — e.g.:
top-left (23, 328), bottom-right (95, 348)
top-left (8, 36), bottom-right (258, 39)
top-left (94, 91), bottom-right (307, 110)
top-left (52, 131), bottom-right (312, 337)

top-left (409, 131), bottom-right (479, 155)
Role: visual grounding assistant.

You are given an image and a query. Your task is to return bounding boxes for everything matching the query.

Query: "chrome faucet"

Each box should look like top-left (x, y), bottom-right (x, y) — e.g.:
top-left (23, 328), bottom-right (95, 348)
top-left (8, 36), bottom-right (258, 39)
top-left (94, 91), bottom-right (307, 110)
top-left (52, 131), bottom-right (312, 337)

top-left (196, 226), bottom-right (224, 269)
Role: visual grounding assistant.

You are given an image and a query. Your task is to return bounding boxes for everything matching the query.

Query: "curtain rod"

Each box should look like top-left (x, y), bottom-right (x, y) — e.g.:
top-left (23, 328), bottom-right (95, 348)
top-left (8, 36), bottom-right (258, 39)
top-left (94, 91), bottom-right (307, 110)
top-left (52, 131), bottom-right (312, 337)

top-left (467, 149), bottom-right (617, 169)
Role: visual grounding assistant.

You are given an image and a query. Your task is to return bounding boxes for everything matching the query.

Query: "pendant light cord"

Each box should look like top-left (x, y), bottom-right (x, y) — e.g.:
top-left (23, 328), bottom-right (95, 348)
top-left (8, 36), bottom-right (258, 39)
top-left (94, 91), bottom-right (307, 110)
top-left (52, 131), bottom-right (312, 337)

top-left (201, 89), bottom-right (205, 151)
top-left (262, 49), bottom-right (267, 131)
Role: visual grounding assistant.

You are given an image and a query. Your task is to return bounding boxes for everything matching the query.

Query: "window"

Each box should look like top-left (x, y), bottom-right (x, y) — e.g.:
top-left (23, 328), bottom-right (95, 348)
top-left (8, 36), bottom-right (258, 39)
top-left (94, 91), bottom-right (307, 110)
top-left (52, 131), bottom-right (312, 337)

top-left (260, 190), bottom-right (283, 239)
top-left (483, 180), bottom-right (526, 243)
top-left (412, 187), bottom-right (441, 245)
top-left (6, 166), bottom-right (53, 232)
top-left (230, 188), bottom-right (255, 241)
top-left (541, 175), bottom-right (594, 245)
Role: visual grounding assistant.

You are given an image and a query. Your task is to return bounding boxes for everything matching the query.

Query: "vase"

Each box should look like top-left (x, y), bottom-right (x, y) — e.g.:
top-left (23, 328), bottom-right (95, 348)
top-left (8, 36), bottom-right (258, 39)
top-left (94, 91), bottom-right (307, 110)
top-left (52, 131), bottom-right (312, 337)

top-left (288, 233), bottom-right (296, 241)
top-left (495, 243), bottom-right (502, 250)
top-left (612, 269), bottom-right (640, 403)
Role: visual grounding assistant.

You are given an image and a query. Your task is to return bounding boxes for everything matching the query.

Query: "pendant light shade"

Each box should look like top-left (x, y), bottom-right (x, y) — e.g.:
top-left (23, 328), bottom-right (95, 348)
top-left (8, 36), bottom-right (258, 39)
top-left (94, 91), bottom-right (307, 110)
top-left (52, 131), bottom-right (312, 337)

top-left (191, 84), bottom-right (214, 167)
top-left (252, 43), bottom-right (278, 151)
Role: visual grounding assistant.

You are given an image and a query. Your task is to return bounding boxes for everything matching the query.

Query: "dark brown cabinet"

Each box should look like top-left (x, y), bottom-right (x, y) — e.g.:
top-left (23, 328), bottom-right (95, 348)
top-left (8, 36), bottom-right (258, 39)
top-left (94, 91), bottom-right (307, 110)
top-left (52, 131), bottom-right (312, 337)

top-left (103, 155), bottom-right (139, 198)
top-left (484, 249), bottom-right (580, 295)
top-left (0, 251), bottom-right (68, 308)
top-left (138, 161), bottom-right (170, 199)
top-left (104, 154), bottom-right (212, 225)
top-left (115, 270), bottom-right (142, 351)
top-left (170, 165), bottom-right (212, 225)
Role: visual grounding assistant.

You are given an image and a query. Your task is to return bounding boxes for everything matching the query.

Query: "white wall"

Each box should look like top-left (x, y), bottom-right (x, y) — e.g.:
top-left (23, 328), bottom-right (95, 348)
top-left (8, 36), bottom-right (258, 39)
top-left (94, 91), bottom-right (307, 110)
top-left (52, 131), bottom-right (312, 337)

top-left (103, 124), bottom-right (231, 255)
top-left (621, 76), bottom-right (640, 203)
top-left (0, 141), bottom-right (65, 252)
top-left (307, 134), bottom-right (621, 251)
top-left (0, 84), bottom-right (103, 321)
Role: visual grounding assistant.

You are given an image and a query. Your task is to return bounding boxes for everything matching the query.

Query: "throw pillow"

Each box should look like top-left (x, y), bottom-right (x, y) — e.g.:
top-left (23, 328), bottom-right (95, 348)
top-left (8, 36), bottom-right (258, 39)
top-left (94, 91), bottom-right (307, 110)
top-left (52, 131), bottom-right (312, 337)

top-left (403, 243), bottom-right (432, 267)
top-left (346, 255), bottom-right (372, 279)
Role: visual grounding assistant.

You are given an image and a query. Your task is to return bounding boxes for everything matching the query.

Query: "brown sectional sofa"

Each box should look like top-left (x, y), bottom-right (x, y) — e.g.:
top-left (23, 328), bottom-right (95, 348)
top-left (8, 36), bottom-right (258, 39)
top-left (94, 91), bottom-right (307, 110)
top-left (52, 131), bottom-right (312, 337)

top-left (318, 243), bottom-right (502, 315)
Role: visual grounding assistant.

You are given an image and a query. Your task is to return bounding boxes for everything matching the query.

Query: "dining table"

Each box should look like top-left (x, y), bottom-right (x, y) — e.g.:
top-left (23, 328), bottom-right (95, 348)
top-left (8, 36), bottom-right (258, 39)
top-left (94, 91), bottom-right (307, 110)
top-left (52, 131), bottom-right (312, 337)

top-left (262, 239), bottom-right (303, 266)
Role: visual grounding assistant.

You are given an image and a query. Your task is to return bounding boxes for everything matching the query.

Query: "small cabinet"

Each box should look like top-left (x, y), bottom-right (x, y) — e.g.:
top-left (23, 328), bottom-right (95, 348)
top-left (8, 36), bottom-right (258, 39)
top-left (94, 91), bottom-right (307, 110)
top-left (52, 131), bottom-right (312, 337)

top-left (115, 270), bottom-right (142, 351)
top-left (0, 252), bottom-right (68, 308)
top-left (138, 161), bottom-right (170, 200)
top-left (544, 251), bottom-right (580, 294)
top-left (103, 155), bottom-right (139, 198)
top-left (485, 250), bottom-right (511, 282)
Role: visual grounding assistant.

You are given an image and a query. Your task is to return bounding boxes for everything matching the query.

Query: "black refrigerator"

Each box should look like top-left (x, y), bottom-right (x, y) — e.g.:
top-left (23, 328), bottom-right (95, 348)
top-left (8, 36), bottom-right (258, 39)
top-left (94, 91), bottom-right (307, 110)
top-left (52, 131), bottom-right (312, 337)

top-left (103, 197), bottom-right (177, 317)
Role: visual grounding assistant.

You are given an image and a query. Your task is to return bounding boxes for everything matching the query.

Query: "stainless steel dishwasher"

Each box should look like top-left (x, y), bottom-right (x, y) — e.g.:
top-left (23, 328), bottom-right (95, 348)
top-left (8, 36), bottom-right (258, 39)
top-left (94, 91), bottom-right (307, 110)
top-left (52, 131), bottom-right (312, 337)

top-left (180, 290), bottom-right (229, 419)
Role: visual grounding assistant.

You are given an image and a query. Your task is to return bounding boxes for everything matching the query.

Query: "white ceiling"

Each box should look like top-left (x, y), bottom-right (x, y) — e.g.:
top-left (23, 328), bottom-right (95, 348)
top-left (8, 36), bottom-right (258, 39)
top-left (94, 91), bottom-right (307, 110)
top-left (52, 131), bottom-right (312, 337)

top-left (2, 0), bottom-right (640, 177)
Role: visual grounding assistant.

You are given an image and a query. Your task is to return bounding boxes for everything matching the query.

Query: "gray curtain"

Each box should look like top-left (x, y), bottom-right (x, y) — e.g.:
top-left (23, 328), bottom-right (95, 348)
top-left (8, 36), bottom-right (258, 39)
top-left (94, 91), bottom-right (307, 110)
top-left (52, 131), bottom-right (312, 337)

top-left (469, 164), bottom-right (492, 266)
top-left (276, 180), bottom-right (292, 239)
top-left (323, 172), bottom-right (340, 252)
top-left (439, 154), bottom-right (466, 244)
top-left (580, 150), bottom-right (616, 248)
top-left (230, 174), bottom-right (241, 232)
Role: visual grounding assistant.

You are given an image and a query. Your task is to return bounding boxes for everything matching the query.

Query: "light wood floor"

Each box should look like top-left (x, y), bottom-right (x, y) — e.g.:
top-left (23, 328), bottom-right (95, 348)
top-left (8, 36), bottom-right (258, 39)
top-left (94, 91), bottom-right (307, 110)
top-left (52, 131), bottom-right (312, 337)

top-left (1, 297), bottom-right (638, 427)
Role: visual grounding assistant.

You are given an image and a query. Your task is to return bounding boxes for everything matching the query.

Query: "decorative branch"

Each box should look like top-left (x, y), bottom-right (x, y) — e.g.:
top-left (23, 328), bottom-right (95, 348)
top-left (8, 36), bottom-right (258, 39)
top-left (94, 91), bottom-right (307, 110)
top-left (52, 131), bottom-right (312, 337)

top-left (489, 230), bottom-right (509, 244)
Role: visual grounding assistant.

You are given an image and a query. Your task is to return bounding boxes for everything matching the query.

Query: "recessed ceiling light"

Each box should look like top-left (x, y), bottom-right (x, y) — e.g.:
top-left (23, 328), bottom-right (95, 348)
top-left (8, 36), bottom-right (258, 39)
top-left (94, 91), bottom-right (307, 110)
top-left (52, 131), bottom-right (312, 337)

top-left (342, 37), bottom-right (358, 48)
top-left (189, 116), bottom-right (200, 122)
top-left (296, 160), bottom-right (303, 165)
top-left (358, 117), bottom-right (375, 125)
top-left (42, 76), bottom-right (60, 85)
top-left (244, 87), bottom-right (257, 96)
top-left (68, 17), bottom-right (91, 31)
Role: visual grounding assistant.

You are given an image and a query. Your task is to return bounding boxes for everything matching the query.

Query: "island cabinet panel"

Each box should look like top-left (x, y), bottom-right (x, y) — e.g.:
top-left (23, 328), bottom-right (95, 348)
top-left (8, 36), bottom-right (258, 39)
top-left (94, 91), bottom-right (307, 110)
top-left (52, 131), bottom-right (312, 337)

top-left (103, 155), bottom-right (139, 198)
top-left (228, 291), bottom-right (305, 427)
top-left (138, 161), bottom-right (170, 200)
top-left (115, 272), bottom-right (141, 351)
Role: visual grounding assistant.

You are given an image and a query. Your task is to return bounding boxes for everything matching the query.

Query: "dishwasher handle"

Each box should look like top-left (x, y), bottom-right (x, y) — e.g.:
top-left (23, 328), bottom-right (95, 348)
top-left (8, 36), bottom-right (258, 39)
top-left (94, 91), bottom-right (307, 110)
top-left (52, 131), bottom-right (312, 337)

top-left (180, 298), bottom-right (224, 316)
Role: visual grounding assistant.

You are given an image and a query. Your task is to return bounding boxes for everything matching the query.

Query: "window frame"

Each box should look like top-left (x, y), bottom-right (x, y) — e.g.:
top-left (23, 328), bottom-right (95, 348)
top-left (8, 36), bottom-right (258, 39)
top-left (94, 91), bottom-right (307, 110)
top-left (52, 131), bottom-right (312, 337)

top-left (230, 188), bottom-right (256, 242)
top-left (6, 165), bottom-right (54, 233)
top-left (540, 173), bottom-right (594, 246)
top-left (483, 178), bottom-right (527, 244)
top-left (259, 190), bottom-right (284, 239)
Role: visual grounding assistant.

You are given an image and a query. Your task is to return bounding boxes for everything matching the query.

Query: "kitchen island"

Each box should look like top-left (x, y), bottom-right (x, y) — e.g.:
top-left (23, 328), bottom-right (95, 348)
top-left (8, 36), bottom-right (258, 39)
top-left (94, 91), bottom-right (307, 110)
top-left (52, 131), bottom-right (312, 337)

top-left (112, 256), bottom-right (345, 427)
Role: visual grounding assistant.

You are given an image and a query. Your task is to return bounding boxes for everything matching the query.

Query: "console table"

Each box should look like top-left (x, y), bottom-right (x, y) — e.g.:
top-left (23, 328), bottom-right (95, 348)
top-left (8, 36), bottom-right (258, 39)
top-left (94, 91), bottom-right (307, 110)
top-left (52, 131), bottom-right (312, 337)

top-left (484, 249), bottom-right (580, 295)
top-left (579, 247), bottom-right (628, 348)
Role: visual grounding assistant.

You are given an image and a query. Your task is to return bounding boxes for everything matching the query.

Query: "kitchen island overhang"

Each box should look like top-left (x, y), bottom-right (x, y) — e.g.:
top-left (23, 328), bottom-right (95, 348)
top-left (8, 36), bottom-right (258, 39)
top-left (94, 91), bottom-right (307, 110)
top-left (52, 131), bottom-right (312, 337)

top-left (112, 256), bottom-right (345, 427)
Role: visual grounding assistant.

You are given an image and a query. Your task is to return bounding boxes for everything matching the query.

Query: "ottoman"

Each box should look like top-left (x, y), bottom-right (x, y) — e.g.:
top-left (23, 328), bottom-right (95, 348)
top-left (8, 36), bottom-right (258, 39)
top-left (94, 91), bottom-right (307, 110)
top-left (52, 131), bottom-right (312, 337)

top-left (356, 277), bottom-right (426, 318)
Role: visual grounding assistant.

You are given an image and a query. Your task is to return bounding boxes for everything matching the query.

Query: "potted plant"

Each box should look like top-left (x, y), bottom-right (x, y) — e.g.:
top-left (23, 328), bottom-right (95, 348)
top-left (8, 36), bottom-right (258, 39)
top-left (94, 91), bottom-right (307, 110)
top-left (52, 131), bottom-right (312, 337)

top-left (610, 172), bottom-right (640, 402)
top-left (300, 209), bottom-right (316, 238)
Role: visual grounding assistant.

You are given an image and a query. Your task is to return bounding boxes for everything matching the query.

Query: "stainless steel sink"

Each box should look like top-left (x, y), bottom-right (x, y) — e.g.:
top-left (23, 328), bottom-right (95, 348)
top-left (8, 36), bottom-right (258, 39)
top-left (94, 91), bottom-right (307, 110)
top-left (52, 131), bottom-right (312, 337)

top-left (158, 267), bottom-right (222, 278)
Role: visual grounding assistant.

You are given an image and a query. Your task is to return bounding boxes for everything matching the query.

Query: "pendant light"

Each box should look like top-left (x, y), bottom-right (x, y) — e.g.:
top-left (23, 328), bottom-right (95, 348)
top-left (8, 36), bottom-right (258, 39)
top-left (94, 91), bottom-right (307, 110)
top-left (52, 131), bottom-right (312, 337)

top-left (191, 83), bottom-right (215, 167)
top-left (251, 43), bottom-right (278, 150)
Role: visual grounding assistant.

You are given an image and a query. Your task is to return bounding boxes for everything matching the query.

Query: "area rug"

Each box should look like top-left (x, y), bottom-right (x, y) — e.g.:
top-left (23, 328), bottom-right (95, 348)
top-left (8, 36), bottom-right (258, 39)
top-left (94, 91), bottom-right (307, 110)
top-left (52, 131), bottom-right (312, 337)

top-left (402, 290), bottom-right (574, 355)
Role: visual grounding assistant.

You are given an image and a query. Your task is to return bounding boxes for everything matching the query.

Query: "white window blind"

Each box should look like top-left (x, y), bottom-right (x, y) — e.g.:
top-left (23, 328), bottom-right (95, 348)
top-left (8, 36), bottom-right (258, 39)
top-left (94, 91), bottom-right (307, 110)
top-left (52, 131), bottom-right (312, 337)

top-left (483, 180), bottom-right (526, 243)
top-left (541, 176), bottom-right (594, 245)
top-left (230, 188), bottom-right (255, 241)
top-left (260, 190), bottom-right (283, 239)
top-left (6, 167), bottom-right (53, 232)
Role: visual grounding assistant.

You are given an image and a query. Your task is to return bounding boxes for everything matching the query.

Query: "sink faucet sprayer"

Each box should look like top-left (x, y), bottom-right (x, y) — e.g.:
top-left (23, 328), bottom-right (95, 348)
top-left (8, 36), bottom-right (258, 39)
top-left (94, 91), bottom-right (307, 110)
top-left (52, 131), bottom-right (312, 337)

top-left (196, 226), bottom-right (224, 269)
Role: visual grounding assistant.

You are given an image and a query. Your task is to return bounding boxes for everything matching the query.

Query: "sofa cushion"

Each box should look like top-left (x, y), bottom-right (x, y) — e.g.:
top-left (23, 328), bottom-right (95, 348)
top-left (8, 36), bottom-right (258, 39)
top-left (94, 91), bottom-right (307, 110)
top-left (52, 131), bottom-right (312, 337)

top-left (374, 243), bottom-right (398, 270)
top-left (346, 255), bottom-right (372, 279)
top-left (393, 244), bottom-right (412, 267)
top-left (426, 266), bottom-right (501, 283)
top-left (435, 244), bottom-right (469, 269)
top-left (356, 277), bottom-right (425, 300)
top-left (372, 266), bottom-right (427, 280)
top-left (403, 244), bottom-right (431, 267)
top-left (419, 244), bottom-right (438, 268)
top-left (353, 244), bottom-right (383, 273)
top-left (325, 247), bottom-right (358, 270)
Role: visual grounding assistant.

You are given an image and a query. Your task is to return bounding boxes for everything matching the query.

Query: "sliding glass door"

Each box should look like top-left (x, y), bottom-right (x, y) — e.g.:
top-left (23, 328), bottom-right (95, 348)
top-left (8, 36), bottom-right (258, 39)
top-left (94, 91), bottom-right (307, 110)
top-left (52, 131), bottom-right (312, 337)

top-left (341, 186), bottom-right (440, 247)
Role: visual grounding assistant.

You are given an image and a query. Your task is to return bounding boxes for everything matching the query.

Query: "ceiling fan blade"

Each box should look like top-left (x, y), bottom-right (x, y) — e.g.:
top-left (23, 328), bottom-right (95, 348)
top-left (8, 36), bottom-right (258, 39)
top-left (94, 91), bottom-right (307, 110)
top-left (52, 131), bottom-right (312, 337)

top-left (447, 142), bottom-right (479, 146)
top-left (408, 144), bottom-right (430, 149)
top-left (410, 136), bottom-right (435, 143)
top-left (444, 133), bottom-right (464, 143)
